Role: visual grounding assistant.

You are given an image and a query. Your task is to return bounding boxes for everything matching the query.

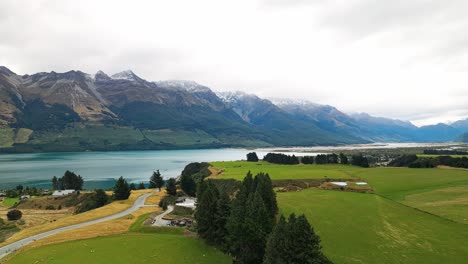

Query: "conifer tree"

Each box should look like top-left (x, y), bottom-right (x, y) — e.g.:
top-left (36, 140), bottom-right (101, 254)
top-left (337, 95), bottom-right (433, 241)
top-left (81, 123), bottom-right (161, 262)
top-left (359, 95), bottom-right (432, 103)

top-left (195, 180), bottom-right (220, 244)
top-left (113, 176), bottom-right (131, 200)
top-left (150, 170), bottom-right (164, 190)
top-left (166, 178), bottom-right (177, 196)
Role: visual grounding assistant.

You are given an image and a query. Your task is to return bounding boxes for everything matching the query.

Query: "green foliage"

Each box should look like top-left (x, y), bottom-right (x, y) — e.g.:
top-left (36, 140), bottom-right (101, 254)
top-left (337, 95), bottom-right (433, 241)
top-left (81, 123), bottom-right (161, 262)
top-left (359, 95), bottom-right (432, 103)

top-left (166, 178), bottom-right (177, 196)
top-left (226, 172), bottom-right (277, 264)
top-left (159, 195), bottom-right (176, 210)
top-left (52, 171), bottom-right (84, 190)
top-left (129, 183), bottom-right (136, 190)
top-left (388, 154), bottom-right (419, 167)
top-left (263, 153), bottom-right (299, 165)
top-left (138, 182), bottom-right (146, 190)
top-left (351, 154), bottom-right (369, 168)
top-left (301, 156), bottom-right (315, 164)
top-left (247, 152), bottom-right (259, 162)
top-left (7, 209), bottom-right (22, 220)
top-left (150, 170), bottom-right (164, 189)
top-left (339, 153), bottom-right (348, 164)
top-left (180, 162), bottom-right (211, 196)
top-left (264, 214), bottom-right (331, 264)
top-left (75, 189), bottom-right (110, 214)
top-left (195, 180), bottom-right (222, 245)
top-left (113, 176), bottom-right (131, 200)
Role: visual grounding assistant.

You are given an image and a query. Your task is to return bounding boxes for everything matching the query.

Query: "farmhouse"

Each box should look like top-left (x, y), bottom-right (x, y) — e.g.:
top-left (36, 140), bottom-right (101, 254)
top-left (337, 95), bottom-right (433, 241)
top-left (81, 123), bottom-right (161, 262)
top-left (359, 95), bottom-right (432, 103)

top-left (20, 194), bottom-right (31, 200)
top-left (52, 189), bottom-right (76, 196)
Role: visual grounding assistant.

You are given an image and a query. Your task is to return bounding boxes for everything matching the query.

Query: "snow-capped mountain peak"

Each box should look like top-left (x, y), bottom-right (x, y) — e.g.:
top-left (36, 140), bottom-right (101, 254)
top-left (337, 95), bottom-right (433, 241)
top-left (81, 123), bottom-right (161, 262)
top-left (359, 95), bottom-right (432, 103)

top-left (111, 70), bottom-right (139, 81)
top-left (155, 80), bottom-right (211, 93)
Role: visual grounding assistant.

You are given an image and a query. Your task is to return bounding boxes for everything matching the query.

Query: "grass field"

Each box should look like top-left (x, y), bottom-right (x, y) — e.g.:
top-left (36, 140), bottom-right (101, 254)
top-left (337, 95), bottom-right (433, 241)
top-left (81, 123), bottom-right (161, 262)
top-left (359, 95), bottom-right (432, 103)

top-left (6, 233), bottom-right (231, 264)
top-left (278, 189), bottom-right (468, 264)
top-left (210, 161), bottom-right (365, 180)
top-left (0, 190), bottom-right (152, 247)
top-left (213, 161), bottom-right (468, 263)
top-left (2, 198), bottom-right (19, 207)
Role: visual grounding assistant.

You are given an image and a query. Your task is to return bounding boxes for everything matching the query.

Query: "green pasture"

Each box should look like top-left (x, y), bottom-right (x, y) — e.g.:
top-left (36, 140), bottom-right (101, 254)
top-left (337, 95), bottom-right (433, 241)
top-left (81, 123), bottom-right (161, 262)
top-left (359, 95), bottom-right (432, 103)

top-left (210, 161), bottom-right (365, 180)
top-left (278, 189), bottom-right (468, 264)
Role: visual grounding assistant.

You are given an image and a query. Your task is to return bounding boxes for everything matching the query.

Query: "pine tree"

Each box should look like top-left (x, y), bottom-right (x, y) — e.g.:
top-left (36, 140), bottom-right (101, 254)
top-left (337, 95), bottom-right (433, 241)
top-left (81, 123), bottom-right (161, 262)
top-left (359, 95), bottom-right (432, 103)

top-left (166, 178), bottom-right (177, 196)
top-left (138, 182), bottom-right (146, 189)
top-left (195, 180), bottom-right (220, 244)
top-left (129, 183), bottom-right (136, 190)
top-left (264, 215), bottom-right (288, 264)
top-left (180, 172), bottom-right (197, 196)
top-left (264, 214), bottom-right (331, 264)
top-left (150, 170), bottom-right (164, 190)
top-left (254, 173), bottom-right (278, 218)
top-left (113, 176), bottom-right (131, 200)
top-left (247, 152), bottom-right (259, 162)
top-left (213, 190), bottom-right (231, 248)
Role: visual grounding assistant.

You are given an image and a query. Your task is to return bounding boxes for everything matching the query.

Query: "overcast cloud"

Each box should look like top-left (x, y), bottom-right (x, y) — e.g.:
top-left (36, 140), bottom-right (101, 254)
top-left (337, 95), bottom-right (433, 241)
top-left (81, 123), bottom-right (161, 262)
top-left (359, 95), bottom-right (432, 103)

top-left (0, 0), bottom-right (467, 126)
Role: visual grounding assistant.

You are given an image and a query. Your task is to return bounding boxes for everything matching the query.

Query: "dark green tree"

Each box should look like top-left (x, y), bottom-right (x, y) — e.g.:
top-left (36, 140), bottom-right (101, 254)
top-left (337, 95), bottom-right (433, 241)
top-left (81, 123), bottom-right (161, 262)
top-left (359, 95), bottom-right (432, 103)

top-left (213, 190), bottom-right (231, 248)
top-left (166, 178), bottom-right (177, 196)
top-left (138, 182), bottom-right (146, 190)
top-left (7, 209), bottom-right (22, 221)
top-left (113, 176), bottom-right (131, 200)
top-left (94, 189), bottom-right (108, 207)
top-left (264, 215), bottom-right (287, 263)
top-left (150, 170), bottom-right (164, 190)
top-left (129, 183), bottom-right (136, 190)
top-left (52, 176), bottom-right (59, 190)
top-left (254, 173), bottom-right (278, 218)
top-left (339, 153), bottom-right (348, 165)
top-left (264, 214), bottom-right (331, 264)
top-left (195, 180), bottom-right (220, 244)
top-left (180, 172), bottom-right (197, 196)
top-left (247, 152), bottom-right (259, 162)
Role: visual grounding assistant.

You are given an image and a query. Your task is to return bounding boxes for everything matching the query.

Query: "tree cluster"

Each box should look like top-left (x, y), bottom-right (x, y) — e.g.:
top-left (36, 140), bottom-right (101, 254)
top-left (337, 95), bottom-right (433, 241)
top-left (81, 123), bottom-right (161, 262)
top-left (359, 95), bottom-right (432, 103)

top-left (423, 149), bottom-right (468, 155)
top-left (180, 162), bottom-right (211, 196)
top-left (263, 153), bottom-right (299, 165)
top-left (264, 214), bottom-right (331, 264)
top-left (113, 176), bottom-right (131, 200)
top-left (196, 172), bottom-right (330, 263)
top-left (314, 154), bottom-right (338, 164)
top-left (388, 154), bottom-right (418, 167)
top-left (75, 189), bottom-right (110, 214)
top-left (351, 155), bottom-right (369, 168)
top-left (247, 152), bottom-right (259, 162)
top-left (51, 171), bottom-right (84, 190)
top-left (166, 178), bottom-right (177, 196)
top-left (389, 154), bottom-right (468, 169)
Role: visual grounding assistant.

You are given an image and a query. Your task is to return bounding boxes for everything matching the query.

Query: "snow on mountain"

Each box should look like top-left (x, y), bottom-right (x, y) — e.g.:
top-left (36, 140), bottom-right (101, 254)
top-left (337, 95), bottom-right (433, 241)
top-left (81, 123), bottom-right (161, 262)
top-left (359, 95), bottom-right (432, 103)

top-left (155, 80), bottom-right (211, 93)
top-left (111, 70), bottom-right (139, 81)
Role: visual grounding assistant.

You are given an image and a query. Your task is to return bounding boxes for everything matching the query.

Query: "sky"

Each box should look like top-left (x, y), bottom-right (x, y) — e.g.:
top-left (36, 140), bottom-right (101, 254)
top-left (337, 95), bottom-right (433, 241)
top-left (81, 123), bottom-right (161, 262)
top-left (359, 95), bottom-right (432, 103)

top-left (0, 0), bottom-right (467, 126)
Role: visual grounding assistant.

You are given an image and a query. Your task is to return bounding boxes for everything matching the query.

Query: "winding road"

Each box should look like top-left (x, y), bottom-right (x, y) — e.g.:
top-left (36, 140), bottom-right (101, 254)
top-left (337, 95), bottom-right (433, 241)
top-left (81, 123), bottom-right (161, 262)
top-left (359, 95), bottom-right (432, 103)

top-left (0, 191), bottom-right (155, 258)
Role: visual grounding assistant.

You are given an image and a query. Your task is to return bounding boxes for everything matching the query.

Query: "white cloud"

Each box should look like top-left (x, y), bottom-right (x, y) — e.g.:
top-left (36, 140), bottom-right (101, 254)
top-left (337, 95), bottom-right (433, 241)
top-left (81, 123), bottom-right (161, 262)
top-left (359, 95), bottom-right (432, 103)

top-left (0, 0), bottom-right (467, 126)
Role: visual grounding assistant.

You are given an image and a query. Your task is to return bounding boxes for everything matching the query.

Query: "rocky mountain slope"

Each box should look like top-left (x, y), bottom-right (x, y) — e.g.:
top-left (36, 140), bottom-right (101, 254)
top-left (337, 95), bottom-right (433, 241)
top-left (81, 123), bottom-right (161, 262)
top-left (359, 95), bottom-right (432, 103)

top-left (0, 66), bottom-right (466, 152)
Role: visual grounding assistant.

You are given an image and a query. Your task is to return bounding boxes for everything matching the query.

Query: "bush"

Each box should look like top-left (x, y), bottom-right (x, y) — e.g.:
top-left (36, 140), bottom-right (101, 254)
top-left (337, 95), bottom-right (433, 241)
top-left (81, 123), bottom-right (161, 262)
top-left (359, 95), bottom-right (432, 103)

top-left (246, 152), bottom-right (259, 162)
top-left (45, 205), bottom-right (55, 210)
top-left (7, 209), bottom-right (22, 221)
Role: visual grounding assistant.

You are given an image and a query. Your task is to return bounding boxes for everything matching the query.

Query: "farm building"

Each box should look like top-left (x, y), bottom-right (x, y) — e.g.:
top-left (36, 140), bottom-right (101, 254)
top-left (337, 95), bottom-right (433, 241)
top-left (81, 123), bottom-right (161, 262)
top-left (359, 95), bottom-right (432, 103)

top-left (52, 189), bottom-right (76, 196)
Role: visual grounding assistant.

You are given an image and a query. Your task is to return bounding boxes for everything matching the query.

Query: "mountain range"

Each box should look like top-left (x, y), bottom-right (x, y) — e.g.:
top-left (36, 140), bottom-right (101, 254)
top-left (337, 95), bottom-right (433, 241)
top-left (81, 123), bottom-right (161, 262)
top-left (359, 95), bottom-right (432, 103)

top-left (0, 66), bottom-right (466, 152)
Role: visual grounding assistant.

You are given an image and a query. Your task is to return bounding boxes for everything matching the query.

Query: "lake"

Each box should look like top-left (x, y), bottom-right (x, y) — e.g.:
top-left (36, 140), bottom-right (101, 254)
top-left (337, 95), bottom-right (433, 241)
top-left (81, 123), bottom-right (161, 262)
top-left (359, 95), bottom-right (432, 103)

top-left (0, 148), bottom-right (319, 189)
top-left (0, 142), bottom-right (459, 189)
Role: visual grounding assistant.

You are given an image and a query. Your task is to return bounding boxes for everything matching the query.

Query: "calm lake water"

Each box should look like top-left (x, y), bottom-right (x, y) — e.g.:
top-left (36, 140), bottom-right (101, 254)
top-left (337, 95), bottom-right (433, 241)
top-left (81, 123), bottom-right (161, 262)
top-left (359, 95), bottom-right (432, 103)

top-left (0, 148), bottom-right (318, 189)
top-left (0, 143), bottom-right (459, 189)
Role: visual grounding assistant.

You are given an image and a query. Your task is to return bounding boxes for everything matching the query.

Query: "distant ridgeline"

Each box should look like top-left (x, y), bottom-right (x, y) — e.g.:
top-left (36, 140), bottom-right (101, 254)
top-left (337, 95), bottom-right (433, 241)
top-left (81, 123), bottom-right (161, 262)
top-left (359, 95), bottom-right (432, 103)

top-left (389, 154), bottom-right (468, 169)
top-left (1, 66), bottom-right (467, 153)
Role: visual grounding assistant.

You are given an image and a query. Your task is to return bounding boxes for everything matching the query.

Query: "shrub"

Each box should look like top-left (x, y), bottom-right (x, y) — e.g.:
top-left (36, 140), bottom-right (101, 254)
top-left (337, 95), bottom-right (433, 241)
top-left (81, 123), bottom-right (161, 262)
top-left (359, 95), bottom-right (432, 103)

top-left (7, 209), bottom-right (22, 221)
top-left (45, 205), bottom-right (55, 210)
